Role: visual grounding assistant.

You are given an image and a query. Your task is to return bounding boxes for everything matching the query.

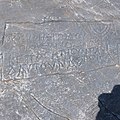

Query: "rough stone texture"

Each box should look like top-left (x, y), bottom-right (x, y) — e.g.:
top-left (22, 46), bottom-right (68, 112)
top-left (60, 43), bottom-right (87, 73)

top-left (0, 0), bottom-right (120, 120)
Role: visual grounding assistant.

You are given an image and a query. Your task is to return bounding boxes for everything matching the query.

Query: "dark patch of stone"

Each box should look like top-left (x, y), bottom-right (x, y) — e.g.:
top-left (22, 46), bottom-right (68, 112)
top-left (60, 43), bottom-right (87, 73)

top-left (96, 85), bottom-right (120, 120)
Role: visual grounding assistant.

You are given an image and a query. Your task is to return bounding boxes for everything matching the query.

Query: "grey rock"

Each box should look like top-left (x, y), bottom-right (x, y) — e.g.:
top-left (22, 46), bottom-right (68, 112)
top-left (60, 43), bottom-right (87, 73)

top-left (0, 0), bottom-right (120, 120)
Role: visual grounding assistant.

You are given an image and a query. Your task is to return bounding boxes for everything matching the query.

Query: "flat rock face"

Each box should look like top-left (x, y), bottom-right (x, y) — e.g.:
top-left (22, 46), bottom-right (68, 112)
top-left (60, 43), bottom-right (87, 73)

top-left (0, 0), bottom-right (120, 120)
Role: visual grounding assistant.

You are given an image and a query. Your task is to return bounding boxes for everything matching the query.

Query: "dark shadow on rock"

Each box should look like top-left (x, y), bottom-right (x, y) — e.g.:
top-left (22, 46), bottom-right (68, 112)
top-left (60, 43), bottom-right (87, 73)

top-left (96, 85), bottom-right (120, 120)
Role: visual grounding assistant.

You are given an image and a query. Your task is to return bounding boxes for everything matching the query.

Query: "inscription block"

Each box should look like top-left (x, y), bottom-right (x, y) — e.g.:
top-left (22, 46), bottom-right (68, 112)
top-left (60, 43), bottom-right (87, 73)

top-left (2, 22), bottom-right (120, 80)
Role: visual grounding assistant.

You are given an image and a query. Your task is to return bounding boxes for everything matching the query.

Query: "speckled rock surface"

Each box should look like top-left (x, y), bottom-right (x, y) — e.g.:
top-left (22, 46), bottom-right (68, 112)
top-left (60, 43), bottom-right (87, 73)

top-left (0, 0), bottom-right (120, 120)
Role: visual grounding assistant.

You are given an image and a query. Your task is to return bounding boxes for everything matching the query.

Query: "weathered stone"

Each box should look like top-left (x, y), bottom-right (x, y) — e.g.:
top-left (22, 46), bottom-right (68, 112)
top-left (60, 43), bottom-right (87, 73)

top-left (0, 0), bottom-right (120, 120)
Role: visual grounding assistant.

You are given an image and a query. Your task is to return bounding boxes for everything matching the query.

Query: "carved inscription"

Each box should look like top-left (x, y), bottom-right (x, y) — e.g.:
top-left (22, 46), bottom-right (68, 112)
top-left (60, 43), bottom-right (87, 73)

top-left (2, 22), bottom-right (120, 80)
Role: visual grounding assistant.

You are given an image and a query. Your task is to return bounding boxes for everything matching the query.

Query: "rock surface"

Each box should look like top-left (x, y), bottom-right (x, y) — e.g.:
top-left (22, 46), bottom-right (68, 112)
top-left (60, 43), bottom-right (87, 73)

top-left (0, 0), bottom-right (120, 120)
